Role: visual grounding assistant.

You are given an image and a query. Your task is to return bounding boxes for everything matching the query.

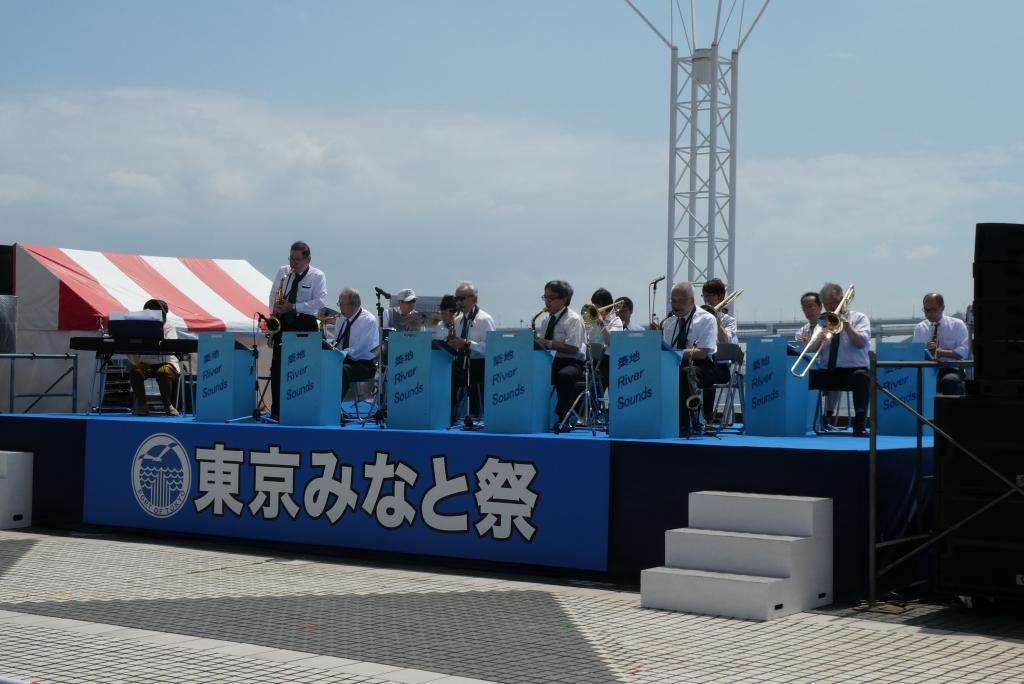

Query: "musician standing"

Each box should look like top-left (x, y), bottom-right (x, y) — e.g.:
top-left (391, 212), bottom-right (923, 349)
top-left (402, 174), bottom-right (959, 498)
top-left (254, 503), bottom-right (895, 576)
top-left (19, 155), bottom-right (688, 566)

top-left (535, 280), bottom-right (586, 430)
top-left (268, 241), bottom-right (327, 421)
top-left (700, 279), bottom-right (738, 344)
top-left (334, 288), bottom-right (379, 400)
top-left (912, 292), bottom-right (969, 395)
top-left (663, 282), bottom-right (728, 433)
top-left (128, 298), bottom-right (180, 416)
top-left (807, 282), bottom-right (871, 435)
top-left (447, 281), bottom-right (496, 421)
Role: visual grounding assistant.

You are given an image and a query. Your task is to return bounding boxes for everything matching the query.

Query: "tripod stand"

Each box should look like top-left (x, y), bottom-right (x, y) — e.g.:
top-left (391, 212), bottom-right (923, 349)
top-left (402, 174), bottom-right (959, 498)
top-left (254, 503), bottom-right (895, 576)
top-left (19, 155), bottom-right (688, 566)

top-left (557, 329), bottom-right (606, 435)
top-left (358, 288), bottom-right (390, 427)
top-left (228, 315), bottom-right (275, 423)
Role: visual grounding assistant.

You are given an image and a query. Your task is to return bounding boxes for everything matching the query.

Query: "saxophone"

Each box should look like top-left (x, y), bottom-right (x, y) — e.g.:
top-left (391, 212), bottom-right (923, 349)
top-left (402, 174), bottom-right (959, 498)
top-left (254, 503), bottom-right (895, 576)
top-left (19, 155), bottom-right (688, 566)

top-left (529, 308), bottom-right (547, 334)
top-left (682, 343), bottom-right (703, 435)
top-left (265, 270), bottom-right (288, 340)
top-left (446, 317), bottom-right (457, 341)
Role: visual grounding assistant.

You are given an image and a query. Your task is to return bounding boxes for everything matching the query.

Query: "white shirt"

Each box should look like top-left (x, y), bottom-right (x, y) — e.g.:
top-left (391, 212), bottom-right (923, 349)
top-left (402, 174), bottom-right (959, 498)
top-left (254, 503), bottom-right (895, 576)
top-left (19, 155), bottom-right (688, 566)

top-left (588, 311), bottom-right (623, 350)
top-left (453, 307), bottom-right (496, 359)
top-left (432, 321), bottom-right (451, 342)
top-left (624, 320), bottom-right (645, 332)
top-left (536, 306), bottom-right (586, 361)
top-left (129, 319), bottom-right (180, 372)
top-left (662, 307), bottom-right (718, 356)
top-left (826, 310), bottom-right (871, 368)
top-left (269, 265), bottom-right (328, 318)
top-left (718, 311), bottom-right (738, 344)
top-left (333, 307), bottom-right (379, 362)
top-left (913, 315), bottom-right (970, 360)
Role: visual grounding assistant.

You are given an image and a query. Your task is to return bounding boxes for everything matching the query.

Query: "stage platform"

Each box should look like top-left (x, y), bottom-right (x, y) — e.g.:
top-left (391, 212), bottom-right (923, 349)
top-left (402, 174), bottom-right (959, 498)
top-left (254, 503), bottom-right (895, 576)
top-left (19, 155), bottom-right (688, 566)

top-left (0, 413), bottom-right (932, 601)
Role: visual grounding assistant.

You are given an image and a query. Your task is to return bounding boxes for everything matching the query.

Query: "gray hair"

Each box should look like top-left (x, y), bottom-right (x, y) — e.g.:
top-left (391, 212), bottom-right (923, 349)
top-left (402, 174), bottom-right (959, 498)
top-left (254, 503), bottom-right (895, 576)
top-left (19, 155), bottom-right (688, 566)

top-left (671, 281), bottom-right (696, 299)
top-left (820, 282), bottom-right (843, 301)
top-left (455, 280), bottom-right (478, 296)
top-left (341, 288), bottom-right (362, 308)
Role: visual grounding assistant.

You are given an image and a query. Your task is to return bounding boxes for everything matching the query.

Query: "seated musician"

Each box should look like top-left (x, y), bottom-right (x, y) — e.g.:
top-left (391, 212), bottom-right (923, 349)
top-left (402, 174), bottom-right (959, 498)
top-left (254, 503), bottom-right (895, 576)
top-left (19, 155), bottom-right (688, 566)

top-left (587, 287), bottom-right (623, 392)
top-left (912, 292), bottom-right (969, 395)
top-left (701, 278), bottom-right (738, 344)
top-left (334, 288), bottom-right (380, 399)
top-left (128, 299), bottom-right (180, 416)
top-left (447, 281), bottom-right (496, 422)
top-left (795, 291), bottom-right (823, 344)
top-left (663, 282), bottom-right (728, 434)
top-left (807, 282), bottom-right (871, 435)
top-left (700, 278), bottom-right (739, 420)
top-left (616, 297), bottom-right (645, 331)
top-left (432, 294), bottom-right (458, 342)
top-left (534, 280), bottom-right (586, 430)
top-left (383, 288), bottom-right (425, 331)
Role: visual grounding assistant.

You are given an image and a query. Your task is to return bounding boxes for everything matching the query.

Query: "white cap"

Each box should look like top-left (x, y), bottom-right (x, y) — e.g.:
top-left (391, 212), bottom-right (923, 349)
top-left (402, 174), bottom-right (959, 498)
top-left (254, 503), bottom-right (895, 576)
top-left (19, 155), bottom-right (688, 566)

top-left (396, 288), bottom-right (416, 302)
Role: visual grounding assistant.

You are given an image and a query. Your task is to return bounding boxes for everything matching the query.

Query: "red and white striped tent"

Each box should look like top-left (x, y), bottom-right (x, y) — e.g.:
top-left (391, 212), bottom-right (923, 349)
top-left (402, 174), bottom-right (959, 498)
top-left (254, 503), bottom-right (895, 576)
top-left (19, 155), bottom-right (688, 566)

top-left (16, 243), bottom-right (270, 333)
top-left (9, 244), bottom-right (273, 412)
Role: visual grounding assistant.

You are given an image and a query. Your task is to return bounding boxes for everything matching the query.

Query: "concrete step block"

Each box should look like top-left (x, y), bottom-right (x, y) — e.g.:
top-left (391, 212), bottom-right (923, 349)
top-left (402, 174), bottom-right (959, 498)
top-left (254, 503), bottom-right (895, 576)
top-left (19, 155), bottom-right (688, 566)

top-left (688, 490), bottom-right (832, 538)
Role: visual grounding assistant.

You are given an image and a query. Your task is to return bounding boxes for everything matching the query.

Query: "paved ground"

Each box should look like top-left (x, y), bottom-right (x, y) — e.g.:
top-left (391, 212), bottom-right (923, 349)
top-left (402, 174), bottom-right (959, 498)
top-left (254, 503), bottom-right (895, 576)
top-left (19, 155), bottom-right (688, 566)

top-left (1, 530), bottom-right (1023, 683)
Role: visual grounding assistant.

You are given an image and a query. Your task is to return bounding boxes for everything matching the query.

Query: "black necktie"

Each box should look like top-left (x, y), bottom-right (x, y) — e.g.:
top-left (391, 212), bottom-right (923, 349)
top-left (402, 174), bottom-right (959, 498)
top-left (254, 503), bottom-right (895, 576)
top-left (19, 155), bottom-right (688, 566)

top-left (672, 311), bottom-right (694, 349)
top-left (286, 270), bottom-right (306, 303)
top-left (460, 314), bottom-right (469, 339)
top-left (827, 332), bottom-right (840, 370)
top-left (338, 317), bottom-right (353, 349)
top-left (544, 310), bottom-right (561, 341)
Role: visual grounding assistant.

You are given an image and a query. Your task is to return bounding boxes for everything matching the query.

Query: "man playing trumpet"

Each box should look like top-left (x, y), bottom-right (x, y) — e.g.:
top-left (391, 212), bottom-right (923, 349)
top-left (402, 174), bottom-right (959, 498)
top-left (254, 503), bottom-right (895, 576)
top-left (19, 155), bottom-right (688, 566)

top-left (700, 278), bottom-right (738, 344)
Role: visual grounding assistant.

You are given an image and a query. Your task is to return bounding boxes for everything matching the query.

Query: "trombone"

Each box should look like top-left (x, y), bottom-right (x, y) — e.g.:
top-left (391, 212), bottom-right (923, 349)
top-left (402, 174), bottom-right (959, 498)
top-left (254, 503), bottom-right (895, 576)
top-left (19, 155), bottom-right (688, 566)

top-left (701, 288), bottom-right (744, 316)
top-left (790, 284), bottom-right (855, 378)
top-left (581, 299), bottom-right (626, 325)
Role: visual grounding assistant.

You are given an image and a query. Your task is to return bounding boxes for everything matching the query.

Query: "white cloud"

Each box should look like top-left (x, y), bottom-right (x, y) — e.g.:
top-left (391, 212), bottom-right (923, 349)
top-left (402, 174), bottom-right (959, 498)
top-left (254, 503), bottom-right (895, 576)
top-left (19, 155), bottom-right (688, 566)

top-left (1, 88), bottom-right (1019, 324)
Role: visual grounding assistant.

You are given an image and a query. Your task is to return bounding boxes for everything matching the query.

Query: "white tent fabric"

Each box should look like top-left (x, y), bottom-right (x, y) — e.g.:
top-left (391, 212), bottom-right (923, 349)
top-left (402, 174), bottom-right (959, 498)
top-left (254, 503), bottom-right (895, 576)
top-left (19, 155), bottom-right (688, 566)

top-left (4, 244), bottom-right (273, 413)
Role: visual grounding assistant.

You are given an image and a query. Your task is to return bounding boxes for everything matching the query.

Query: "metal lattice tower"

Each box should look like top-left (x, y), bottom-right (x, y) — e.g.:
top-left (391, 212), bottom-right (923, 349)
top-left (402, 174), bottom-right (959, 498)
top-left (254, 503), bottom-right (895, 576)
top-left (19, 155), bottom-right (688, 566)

top-left (626, 0), bottom-right (769, 317)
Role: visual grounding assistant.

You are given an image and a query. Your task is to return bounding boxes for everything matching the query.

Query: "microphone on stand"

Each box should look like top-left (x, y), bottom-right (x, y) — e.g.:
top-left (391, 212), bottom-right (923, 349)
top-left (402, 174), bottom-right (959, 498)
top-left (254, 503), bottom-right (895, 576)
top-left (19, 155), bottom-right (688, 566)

top-left (650, 275), bottom-right (666, 286)
top-left (374, 287), bottom-right (392, 299)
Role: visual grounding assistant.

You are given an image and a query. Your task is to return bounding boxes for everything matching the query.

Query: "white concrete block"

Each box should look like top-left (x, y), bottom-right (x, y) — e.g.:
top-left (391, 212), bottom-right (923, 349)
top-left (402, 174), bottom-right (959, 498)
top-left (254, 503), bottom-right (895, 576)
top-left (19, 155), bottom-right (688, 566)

top-left (641, 566), bottom-right (789, 621)
top-left (0, 451), bottom-right (33, 530)
top-left (688, 490), bottom-right (832, 538)
top-left (664, 528), bottom-right (807, 578)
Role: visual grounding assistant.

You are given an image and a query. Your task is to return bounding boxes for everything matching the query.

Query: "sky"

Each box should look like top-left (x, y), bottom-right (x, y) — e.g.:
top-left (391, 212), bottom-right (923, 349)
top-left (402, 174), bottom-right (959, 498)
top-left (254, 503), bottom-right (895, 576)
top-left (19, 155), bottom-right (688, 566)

top-left (1, 0), bottom-right (1022, 327)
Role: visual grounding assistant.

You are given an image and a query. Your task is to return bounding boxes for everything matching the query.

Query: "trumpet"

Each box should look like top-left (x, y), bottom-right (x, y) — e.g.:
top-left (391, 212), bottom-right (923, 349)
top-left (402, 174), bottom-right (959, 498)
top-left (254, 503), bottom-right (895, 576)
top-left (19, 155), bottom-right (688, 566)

top-left (529, 307), bottom-right (547, 334)
top-left (790, 284), bottom-right (855, 378)
top-left (581, 299), bottom-right (627, 325)
top-left (701, 288), bottom-right (744, 316)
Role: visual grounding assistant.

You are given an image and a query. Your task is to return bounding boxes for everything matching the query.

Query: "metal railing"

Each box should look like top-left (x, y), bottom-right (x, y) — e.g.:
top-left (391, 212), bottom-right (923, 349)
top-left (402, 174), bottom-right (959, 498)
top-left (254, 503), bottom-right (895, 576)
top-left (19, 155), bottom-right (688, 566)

top-left (1, 353), bottom-right (79, 413)
top-left (866, 357), bottom-right (980, 606)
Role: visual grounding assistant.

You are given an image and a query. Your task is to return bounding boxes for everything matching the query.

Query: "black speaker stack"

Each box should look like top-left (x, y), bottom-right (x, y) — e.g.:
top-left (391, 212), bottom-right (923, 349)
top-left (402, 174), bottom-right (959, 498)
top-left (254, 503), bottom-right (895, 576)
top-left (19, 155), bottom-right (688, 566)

top-left (935, 223), bottom-right (1024, 601)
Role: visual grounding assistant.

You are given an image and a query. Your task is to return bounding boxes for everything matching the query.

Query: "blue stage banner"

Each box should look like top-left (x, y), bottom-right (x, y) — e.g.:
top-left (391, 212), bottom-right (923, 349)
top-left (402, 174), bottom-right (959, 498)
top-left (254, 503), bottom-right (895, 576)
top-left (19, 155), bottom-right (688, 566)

top-left (744, 336), bottom-right (811, 436)
top-left (83, 421), bottom-right (610, 571)
top-left (195, 333), bottom-right (252, 422)
top-left (875, 341), bottom-right (935, 436)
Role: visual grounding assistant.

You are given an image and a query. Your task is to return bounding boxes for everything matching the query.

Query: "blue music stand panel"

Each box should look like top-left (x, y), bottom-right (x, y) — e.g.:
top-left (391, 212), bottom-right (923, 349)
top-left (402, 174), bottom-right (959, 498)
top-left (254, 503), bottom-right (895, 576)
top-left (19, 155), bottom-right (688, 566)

top-left (280, 333), bottom-right (343, 426)
top-left (744, 336), bottom-right (810, 436)
top-left (388, 331), bottom-right (451, 430)
top-left (195, 333), bottom-right (252, 422)
top-left (875, 341), bottom-right (935, 436)
top-left (484, 331), bottom-right (553, 434)
top-left (608, 331), bottom-right (679, 438)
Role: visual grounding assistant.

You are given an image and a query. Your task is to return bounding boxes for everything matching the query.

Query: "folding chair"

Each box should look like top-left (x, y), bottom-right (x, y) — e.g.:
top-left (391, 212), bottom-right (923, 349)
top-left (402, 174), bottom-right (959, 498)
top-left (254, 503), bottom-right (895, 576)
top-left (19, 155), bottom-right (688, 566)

top-left (711, 343), bottom-right (745, 432)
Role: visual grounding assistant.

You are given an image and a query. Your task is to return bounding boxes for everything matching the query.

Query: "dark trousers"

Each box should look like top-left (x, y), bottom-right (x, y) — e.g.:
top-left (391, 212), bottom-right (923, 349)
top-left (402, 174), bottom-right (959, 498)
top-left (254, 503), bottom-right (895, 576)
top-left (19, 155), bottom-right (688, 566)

top-left (679, 361), bottom-right (730, 429)
top-left (552, 358), bottom-right (584, 422)
top-left (130, 362), bottom-right (179, 409)
top-left (342, 359), bottom-right (377, 399)
top-left (270, 315), bottom-right (319, 417)
top-left (451, 356), bottom-right (484, 420)
top-left (809, 367), bottom-right (870, 425)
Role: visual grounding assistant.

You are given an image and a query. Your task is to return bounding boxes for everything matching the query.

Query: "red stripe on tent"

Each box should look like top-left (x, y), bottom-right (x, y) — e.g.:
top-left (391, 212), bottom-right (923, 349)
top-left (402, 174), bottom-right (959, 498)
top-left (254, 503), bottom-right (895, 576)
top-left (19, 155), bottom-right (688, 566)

top-left (181, 258), bottom-right (268, 320)
top-left (23, 245), bottom-right (125, 330)
top-left (103, 252), bottom-right (225, 332)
